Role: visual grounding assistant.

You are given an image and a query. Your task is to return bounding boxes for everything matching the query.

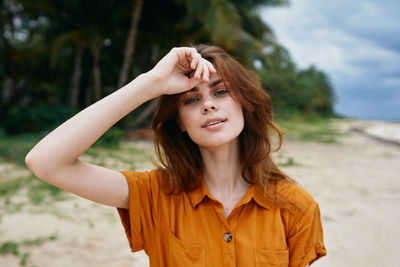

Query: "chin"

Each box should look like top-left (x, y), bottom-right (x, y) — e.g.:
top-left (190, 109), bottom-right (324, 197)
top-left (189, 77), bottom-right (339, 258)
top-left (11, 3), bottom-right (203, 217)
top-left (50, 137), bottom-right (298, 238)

top-left (187, 124), bottom-right (244, 149)
top-left (192, 134), bottom-right (242, 149)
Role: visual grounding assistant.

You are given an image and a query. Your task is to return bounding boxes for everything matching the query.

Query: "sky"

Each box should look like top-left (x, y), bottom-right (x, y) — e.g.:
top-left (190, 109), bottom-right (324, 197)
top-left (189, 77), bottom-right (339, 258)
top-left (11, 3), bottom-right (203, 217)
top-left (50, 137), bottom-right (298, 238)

top-left (260, 0), bottom-right (400, 121)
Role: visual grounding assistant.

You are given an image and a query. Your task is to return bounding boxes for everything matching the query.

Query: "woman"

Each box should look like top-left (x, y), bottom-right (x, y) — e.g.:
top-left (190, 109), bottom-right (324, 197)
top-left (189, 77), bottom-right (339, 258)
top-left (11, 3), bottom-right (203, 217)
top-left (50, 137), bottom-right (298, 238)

top-left (26, 44), bottom-right (326, 266)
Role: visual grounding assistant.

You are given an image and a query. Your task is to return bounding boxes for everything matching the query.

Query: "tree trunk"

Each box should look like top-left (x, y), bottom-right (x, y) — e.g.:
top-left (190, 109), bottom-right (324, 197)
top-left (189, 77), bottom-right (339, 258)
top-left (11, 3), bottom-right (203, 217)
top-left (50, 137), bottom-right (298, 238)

top-left (93, 48), bottom-right (102, 102)
top-left (118, 0), bottom-right (143, 88)
top-left (68, 45), bottom-right (84, 107)
top-left (1, 26), bottom-right (14, 105)
top-left (128, 98), bottom-right (159, 128)
top-left (85, 85), bottom-right (93, 107)
top-left (2, 78), bottom-right (13, 104)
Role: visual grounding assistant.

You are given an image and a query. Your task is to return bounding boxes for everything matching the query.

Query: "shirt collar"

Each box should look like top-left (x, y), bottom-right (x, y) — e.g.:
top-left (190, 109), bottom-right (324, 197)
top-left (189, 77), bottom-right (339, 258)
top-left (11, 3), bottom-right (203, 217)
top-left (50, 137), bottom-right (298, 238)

top-left (187, 178), bottom-right (210, 208)
top-left (187, 179), bottom-right (272, 210)
top-left (251, 185), bottom-right (273, 210)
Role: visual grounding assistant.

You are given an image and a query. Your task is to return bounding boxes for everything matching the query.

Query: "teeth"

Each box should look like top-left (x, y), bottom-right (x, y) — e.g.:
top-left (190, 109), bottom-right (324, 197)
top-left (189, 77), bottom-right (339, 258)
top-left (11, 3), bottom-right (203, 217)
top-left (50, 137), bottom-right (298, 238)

top-left (206, 120), bottom-right (223, 127)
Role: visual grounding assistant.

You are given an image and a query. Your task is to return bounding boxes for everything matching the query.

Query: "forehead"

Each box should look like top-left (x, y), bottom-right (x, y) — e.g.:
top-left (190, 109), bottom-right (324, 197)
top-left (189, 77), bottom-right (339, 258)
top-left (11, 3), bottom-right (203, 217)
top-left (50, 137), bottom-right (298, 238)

top-left (188, 74), bottom-right (224, 92)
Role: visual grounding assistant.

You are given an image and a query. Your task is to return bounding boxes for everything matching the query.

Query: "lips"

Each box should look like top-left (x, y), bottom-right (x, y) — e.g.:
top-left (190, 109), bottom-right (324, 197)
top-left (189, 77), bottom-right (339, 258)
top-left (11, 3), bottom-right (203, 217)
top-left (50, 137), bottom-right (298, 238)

top-left (202, 118), bottom-right (228, 128)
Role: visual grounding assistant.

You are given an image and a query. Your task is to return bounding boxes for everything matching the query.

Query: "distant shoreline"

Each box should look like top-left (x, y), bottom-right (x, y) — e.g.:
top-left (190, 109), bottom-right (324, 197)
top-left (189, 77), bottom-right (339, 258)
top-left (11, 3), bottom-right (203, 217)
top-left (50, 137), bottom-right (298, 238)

top-left (351, 120), bottom-right (400, 147)
top-left (340, 116), bottom-right (400, 124)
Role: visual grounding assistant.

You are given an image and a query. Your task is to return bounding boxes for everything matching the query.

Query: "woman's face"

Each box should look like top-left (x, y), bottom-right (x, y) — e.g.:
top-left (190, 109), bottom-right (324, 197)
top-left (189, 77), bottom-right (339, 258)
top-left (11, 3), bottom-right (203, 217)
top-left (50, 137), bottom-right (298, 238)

top-left (177, 74), bottom-right (244, 149)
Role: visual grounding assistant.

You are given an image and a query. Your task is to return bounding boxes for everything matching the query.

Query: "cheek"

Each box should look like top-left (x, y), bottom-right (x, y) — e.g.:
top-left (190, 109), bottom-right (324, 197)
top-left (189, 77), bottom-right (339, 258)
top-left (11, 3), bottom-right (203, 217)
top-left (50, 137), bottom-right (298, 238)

top-left (230, 102), bottom-right (245, 133)
top-left (177, 108), bottom-right (194, 132)
top-left (231, 101), bottom-right (244, 120)
top-left (236, 111), bottom-right (245, 132)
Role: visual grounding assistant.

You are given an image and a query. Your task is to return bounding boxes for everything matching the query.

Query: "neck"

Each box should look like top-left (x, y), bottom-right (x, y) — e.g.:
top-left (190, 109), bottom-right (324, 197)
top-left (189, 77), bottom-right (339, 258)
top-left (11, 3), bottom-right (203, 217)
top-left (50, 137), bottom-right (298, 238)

top-left (199, 140), bottom-right (249, 197)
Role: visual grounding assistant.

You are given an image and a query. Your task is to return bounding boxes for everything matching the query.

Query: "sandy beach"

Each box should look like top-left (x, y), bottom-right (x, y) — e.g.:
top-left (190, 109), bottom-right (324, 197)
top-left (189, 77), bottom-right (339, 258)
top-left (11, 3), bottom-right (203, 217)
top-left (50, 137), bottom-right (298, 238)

top-left (1, 119), bottom-right (399, 267)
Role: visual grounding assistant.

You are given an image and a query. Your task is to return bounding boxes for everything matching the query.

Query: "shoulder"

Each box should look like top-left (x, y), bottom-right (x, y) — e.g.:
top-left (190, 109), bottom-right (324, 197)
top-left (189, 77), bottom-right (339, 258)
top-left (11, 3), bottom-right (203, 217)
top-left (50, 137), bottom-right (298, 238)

top-left (121, 169), bottom-right (163, 189)
top-left (275, 181), bottom-right (319, 215)
top-left (274, 182), bottom-right (324, 239)
top-left (121, 169), bottom-right (163, 180)
top-left (276, 183), bottom-right (327, 265)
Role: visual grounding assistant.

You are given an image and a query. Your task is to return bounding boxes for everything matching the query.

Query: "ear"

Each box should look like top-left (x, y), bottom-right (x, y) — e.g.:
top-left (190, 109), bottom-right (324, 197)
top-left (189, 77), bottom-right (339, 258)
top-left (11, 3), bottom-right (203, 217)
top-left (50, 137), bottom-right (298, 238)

top-left (177, 118), bottom-right (186, 132)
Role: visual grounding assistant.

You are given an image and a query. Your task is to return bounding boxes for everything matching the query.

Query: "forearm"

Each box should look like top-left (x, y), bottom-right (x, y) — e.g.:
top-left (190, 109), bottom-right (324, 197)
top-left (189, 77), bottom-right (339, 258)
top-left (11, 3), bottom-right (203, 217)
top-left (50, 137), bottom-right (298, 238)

top-left (26, 72), bottom-right (160, 176)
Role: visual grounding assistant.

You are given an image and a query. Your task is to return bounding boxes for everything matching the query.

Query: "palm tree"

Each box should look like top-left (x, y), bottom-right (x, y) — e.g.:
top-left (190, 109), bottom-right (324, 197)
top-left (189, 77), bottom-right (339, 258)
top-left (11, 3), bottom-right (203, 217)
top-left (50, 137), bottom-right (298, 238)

top-left (127, 0), bottom-right (289, 128)
top-left (0, 0), bottom-right (19, 106)
top-left (88, 33), bottom-right (104, 102)
top-left (118, 0), bottom-right (144, 88)
top-left (178, 0), bottom-right (287, 68)
top-left (51, 31), bottom-right (88, 107)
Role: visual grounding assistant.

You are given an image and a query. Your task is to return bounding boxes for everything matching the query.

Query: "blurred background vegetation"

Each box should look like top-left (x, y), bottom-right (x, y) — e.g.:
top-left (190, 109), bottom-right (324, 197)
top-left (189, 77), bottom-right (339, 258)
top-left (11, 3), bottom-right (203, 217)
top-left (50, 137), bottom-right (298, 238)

top-left (0, 0), bottom-right (337, 139)
top-left (0, 2), bottom-right (342, 263)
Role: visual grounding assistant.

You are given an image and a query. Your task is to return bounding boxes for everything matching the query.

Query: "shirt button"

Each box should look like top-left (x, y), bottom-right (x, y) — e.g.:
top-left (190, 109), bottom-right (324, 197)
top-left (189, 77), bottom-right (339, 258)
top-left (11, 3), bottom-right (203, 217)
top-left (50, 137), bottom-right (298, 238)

top-left (224, 232), bottom-right (232, 243)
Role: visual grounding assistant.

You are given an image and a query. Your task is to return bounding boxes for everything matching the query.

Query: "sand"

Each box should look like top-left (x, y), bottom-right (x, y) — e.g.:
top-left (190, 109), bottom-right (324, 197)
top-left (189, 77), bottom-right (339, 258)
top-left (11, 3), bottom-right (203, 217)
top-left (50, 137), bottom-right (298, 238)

top-left (1, 119), bottom-right (399, 267)
top-left (276, 120), bottom-right (400, 267)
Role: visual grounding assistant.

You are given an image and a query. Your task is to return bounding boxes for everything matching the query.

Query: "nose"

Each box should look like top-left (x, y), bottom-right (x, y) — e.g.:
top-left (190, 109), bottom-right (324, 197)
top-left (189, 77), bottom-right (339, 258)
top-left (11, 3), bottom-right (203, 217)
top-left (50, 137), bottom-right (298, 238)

top-left (202, 98), bottom-right (217, 114)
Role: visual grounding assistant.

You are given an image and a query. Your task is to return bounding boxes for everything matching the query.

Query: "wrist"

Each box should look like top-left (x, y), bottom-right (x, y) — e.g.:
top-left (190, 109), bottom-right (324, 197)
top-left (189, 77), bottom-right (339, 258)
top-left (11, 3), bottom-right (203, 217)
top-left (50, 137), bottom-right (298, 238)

top-left (122, 71), bottom-right (164, 103)
top-left (142, 70), bottom-right (166, 97)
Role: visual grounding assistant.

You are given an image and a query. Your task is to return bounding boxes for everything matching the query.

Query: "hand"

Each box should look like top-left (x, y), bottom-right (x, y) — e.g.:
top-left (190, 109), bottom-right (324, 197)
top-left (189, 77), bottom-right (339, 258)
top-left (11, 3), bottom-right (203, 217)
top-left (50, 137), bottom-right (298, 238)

top-left (148, 47), bottom-right (217, 96)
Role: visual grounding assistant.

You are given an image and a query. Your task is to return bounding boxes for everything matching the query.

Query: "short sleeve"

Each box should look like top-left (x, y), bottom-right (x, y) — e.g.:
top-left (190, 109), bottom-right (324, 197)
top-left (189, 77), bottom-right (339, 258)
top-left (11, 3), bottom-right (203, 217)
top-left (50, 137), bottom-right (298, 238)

top-left (116, 170), bottom-right (161, 254)
top-left (287, 199), bottom-right (327, 267)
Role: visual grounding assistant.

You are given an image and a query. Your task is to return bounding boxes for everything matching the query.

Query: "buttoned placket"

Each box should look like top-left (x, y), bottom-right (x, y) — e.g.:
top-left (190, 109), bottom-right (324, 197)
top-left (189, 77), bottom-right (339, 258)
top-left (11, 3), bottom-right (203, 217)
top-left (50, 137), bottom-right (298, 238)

top-left (211, 199), bottom-right (249, 267)
top-left (195, 182), bottom-right (257, 266)
top-left (211, 201), bottom-right (233, 267)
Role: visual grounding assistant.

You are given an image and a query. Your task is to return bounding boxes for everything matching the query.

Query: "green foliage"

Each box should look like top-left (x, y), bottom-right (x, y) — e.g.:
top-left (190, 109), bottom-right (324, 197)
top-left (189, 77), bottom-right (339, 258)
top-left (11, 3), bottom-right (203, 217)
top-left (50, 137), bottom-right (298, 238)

top-left (3, 105), bottom-right (78, 134)
top-left (0, 179), bottom-right (22, 197)
top-left (260, 47), bottom-right (336, 118)
top-left (0, 176), bottom-right (65, 206)
top-left (19, 252), bottom-right (30, 266)
top-left (28, 179), bottom-right (63, 205)
top-left (3, 198), bottom-right (24, 214)
top-left (0, 133), bottom-right (41, 166)
top-left (0, 0), bottom-right (337, 135)
top-left (0, 234), bottom-right (57, 267)
top-left (0, 126), bottom-right (125, 168)
top-left (0, 241), bottom-right (19, 256)
top-left (93, 127), bottom-right (125, 148)
top-left (278, 157), bottom-right (296, 166)
top-left (0, 126), bottom-right (7, 138)
top-left (21, 234), bottom-right (57, 246)
top-left (186, 0), bottom-right (241, 50)
top-left (277, 116), bottom-right (346, 144)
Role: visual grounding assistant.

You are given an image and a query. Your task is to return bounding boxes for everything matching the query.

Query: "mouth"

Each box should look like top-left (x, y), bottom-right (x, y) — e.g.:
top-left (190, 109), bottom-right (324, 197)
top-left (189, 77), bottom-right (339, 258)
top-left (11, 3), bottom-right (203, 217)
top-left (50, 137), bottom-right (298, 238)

top-left (202, 119), bottom-right (228, 128)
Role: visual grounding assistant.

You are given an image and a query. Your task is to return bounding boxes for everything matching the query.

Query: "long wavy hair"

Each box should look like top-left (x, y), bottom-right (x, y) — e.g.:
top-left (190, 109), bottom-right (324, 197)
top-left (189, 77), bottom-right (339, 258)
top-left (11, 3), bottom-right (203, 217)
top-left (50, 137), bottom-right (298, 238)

top-left (152, 44), bottom-right (295, 204)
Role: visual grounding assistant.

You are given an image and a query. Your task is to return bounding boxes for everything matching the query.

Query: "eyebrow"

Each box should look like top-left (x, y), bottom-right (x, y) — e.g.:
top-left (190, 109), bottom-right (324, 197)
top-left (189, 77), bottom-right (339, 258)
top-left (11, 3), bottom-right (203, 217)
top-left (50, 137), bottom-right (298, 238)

top-left (189, 79), bottom-right (224, 92)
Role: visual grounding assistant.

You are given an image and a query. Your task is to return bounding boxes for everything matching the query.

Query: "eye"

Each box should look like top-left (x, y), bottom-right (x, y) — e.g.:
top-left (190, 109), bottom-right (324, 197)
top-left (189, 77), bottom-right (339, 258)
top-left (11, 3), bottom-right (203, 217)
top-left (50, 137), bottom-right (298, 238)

top-left (184, 96), bottom-right (200, 105)
top-left (214, 89), bottom-right (228, 97)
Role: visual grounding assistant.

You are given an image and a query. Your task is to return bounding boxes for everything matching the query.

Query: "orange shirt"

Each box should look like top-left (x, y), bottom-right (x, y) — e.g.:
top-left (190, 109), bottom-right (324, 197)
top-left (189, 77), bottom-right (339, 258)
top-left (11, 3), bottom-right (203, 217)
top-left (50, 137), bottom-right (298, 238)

top-left (117, 170), bottom-right (326, 267)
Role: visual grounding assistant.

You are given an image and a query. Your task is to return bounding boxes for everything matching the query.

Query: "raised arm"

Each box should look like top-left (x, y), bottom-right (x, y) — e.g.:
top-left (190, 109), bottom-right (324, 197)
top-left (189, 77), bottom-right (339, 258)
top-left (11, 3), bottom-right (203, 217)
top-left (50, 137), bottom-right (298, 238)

top-left (25, 47), bottom-right (215, 209)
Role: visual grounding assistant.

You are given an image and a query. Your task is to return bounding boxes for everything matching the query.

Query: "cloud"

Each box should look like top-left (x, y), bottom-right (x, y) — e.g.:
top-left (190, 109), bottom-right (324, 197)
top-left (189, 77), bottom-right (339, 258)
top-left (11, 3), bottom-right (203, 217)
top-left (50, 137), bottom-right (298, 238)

top-left (335, 1), bottom-right (400, 53)
top-left (260, 0), bottom-right (400, 121)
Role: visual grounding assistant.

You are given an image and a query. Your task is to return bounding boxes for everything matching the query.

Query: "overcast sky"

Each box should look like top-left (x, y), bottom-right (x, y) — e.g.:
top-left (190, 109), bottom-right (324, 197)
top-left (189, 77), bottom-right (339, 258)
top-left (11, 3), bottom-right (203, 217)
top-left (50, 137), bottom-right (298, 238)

top-left (261, 0), bottom-right (400, 121)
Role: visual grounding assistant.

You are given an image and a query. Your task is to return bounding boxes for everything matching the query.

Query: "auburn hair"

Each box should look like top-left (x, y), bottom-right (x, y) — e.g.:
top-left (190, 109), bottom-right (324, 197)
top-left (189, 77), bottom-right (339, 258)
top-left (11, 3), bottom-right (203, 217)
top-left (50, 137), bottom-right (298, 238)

top-left (152, 44), bottom-right (295, 205)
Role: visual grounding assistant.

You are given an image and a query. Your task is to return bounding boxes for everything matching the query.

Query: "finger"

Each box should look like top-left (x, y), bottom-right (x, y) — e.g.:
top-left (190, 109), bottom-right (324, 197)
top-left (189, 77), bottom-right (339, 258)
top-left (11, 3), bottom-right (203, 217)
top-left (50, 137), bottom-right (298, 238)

top-left (190, 54), bottom-right (201, 70)
top-left (204, 60), bottom-right (217, 73)
top-left (186, 48), bottom-right (199, 68)
top-left (186, 47), bottom-right (197, 58)
top-left (202, 61), bottom-right (210, 82)
top-left (193, 59), bottom-right (204, 79)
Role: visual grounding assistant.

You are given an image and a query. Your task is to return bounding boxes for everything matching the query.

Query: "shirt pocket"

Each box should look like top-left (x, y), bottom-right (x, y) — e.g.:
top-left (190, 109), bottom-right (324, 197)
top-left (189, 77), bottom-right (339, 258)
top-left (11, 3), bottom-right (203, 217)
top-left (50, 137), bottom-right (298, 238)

top-left (169, 231), bottom-right (206, 267)
top-left (255, 248), bottom-right (289, 267)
